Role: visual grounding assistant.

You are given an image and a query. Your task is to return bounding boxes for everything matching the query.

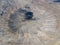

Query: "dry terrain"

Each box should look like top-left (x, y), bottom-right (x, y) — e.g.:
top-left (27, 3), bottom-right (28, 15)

top-left (0, 0), bottom-right (60, 45)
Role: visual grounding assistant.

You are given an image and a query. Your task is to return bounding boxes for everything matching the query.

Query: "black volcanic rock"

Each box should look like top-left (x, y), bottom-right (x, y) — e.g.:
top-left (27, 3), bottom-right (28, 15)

top-left (25, 11), bottom-right (33, 20)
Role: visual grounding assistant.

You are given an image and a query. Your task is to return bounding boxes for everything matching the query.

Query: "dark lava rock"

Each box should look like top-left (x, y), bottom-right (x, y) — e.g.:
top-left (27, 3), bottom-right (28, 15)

top-left (25, 11), bottom-right (33, 20)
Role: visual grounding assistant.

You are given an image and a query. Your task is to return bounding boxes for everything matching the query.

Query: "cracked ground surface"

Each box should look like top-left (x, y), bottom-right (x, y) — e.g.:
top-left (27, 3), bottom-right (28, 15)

top-left (0, 0), bottom-right (60, 45)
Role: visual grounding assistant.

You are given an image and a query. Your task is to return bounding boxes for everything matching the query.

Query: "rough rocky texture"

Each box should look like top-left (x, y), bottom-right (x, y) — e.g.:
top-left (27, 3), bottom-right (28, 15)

top-left (0, 0), bottom-right (60, 45)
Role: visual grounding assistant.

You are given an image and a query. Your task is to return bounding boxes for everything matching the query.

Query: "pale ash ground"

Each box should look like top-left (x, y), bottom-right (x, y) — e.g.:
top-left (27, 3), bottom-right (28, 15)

top-left (0, 0), bottom-right (60, 45)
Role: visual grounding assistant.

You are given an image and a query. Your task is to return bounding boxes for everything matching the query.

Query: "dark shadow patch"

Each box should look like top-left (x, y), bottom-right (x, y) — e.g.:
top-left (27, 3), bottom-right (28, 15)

top-left (0, 11), bottom-right (4, 16)
top-left (8, 20), bottom-right (17, 32)
top-left (8, 14), bottom-right (18, 33)
top-left (9, 13), bottom-right (17, 20)
top-left (25, 4), bottom-right (30, 9)
top-left (53, 0), bottom-right (60, 2)
top-left (18, 8), bottom-right (27, 13)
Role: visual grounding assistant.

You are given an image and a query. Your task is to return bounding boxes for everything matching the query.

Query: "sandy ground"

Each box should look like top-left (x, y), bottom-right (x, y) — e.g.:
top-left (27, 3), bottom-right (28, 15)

top-left (0, 0), bottom-right (60, 45)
